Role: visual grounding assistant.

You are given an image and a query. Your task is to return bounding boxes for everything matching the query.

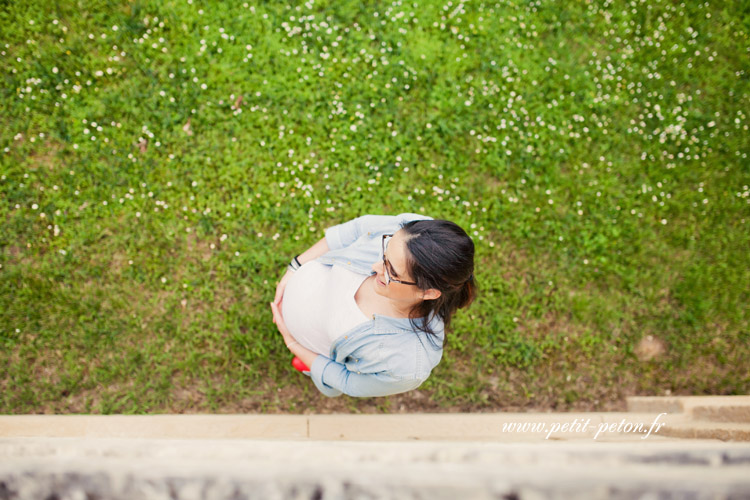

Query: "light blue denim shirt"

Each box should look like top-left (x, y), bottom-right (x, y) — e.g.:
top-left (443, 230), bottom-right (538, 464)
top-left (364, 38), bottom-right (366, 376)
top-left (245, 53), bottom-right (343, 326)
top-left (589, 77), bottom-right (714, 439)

top-left (303, 213), bottom-right (445, 398)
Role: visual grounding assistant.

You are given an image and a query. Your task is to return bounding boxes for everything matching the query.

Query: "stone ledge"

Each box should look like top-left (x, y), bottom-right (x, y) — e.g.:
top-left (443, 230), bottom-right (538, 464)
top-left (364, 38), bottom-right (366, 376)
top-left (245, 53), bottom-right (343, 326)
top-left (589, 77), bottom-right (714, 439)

top-left (0, 413), bottom-right (686, 442)
top-left (626, 396), bottom-right (750, 424)
top-left (657, 422), bottom-right (750, 442)
top-left (3, 399), bottom-right (749, 443)
top-left (1, 438), bottom-right (750, 500)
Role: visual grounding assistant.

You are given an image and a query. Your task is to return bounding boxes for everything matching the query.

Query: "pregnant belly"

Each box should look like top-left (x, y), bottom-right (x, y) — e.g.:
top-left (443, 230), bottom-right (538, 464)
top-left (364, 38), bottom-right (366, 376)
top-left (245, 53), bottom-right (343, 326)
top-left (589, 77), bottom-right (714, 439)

top-left (281, 261), bottom-right (330, 344)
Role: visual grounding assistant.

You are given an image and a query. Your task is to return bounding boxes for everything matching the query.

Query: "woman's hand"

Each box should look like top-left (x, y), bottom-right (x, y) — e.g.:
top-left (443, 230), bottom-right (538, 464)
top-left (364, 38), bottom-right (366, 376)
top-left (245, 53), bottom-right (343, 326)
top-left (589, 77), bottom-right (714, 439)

top-left (270, 301), bottom-right (319, 371)
top-left (273, 268), bottom-right (294, 309)
top-left (269, 301), bottom-right (293, 344)
top-left (273, 237), bottom-right (330, 308)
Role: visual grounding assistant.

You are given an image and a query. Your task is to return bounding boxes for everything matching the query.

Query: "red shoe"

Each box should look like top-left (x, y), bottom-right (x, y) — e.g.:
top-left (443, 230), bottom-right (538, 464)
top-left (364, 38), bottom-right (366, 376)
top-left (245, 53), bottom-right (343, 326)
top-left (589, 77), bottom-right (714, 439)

top-left (291, 356), bottom-right (309, 372)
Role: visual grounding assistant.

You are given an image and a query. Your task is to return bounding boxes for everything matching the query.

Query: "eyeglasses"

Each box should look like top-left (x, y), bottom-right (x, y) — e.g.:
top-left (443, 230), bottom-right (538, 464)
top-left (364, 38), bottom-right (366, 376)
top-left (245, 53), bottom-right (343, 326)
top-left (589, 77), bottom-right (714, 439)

top-left (381, 234), bottom-right (417, 286)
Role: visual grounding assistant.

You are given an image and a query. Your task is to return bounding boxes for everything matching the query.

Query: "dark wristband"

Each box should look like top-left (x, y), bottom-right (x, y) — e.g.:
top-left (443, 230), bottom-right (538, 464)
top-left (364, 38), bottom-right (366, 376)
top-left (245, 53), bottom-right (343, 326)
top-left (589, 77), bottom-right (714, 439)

top-left (288, 255), bottom-right (302, 271)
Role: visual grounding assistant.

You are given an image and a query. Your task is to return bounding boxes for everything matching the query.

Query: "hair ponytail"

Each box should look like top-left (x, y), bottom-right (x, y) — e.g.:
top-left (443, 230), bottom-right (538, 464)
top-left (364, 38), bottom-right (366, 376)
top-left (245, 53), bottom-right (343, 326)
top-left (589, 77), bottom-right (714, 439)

top-left (400, 219), bottom-right (478, 346)
top-left (456, 275), bottom-right (477, 311)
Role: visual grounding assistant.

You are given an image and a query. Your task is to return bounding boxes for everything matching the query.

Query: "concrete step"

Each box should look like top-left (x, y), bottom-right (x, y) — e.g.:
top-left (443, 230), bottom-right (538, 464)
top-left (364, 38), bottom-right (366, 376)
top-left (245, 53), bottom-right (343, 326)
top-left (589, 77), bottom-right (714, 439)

top-left (1, 405), bottom-right (748, 498)
top-left (1, 438), bottom-right (749, 500)
top-left (656, 420), bottom-right (750, 442)
top-left (2, 405), bottom-right (748, 444)
top-left (0, 413), bottom-right (686, 442)
top-left (627, 396), bottom-right (750, 423)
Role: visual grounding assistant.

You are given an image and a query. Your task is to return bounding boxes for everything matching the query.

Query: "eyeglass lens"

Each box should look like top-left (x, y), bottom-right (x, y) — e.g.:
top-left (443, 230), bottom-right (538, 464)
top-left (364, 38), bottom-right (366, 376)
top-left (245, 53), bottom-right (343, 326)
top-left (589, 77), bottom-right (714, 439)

top-left (382, 235), bottom-right (389, 284)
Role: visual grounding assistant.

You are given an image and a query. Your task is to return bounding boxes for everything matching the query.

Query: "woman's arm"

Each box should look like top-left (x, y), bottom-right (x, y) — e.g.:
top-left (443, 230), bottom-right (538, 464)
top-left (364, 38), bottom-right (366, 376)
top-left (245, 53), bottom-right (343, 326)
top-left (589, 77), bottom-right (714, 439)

top-left (297, 236), bottom-right (330, 265)
top-left (309, 356), bottom-right (423, 398)
top-left (273, 236), bottom-right (330, 307)
top-left (271, 301), bottom-right (423, 397)
top-left (267, 303), bottom-right (424, 396)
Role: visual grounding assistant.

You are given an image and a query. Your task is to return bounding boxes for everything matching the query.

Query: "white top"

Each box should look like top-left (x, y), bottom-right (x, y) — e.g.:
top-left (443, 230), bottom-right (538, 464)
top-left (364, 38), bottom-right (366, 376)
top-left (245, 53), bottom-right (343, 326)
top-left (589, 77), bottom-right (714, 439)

top-left (282, 260), bottom-right (370, 356)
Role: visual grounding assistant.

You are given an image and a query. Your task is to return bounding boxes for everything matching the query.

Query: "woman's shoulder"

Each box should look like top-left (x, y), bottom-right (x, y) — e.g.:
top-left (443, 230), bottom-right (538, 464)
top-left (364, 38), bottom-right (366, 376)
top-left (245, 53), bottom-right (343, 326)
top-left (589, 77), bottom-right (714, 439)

top-left (324, 213), bottom-right (432, 253)
top-left (388, 212), bottom-right (434, 228)
top-left (354, 213), bottom-right (433, 232)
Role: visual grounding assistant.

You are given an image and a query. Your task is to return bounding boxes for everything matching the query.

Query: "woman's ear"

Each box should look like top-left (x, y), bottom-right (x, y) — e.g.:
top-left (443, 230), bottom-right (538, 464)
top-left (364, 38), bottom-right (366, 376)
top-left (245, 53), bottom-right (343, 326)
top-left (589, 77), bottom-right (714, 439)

top-left (422, 288), bottom-right (442, 301)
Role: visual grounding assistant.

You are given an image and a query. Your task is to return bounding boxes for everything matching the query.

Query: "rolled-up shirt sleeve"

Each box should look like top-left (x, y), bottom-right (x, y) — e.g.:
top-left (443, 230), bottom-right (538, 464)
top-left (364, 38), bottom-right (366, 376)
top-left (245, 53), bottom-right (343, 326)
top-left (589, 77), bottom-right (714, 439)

top-left (309, 354), bottom-right (423, 398)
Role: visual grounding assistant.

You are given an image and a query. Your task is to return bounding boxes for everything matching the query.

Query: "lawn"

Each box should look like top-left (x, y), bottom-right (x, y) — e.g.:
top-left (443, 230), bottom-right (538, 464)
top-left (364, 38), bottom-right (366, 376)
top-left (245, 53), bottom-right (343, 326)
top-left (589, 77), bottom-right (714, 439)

top-left (1, 0), bottom-right (748, 414)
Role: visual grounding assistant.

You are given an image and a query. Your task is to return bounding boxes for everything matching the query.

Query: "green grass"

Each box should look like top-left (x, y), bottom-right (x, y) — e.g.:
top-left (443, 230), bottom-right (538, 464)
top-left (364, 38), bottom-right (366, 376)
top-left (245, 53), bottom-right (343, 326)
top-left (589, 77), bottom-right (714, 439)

top-left (1, 0), bottom-right (749, 413)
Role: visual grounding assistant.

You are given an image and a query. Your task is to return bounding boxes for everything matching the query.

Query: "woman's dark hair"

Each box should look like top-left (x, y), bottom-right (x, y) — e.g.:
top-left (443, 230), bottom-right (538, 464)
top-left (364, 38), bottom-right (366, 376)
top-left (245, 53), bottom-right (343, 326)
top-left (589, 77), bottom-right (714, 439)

top-left (400, 219), bottom-right (477, 346)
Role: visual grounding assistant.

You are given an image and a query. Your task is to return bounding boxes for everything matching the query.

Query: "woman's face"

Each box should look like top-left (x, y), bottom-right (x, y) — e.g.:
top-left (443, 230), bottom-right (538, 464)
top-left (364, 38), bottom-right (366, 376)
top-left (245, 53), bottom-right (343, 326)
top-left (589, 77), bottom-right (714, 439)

top-left (370, 229), bottom-right (440, 307)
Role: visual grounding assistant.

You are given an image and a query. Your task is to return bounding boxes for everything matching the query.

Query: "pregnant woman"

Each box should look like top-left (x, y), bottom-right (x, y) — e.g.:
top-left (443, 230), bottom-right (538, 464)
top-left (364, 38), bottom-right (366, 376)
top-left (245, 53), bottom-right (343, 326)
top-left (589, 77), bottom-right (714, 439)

top-left (269, 213), bottom-right (476, 397)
